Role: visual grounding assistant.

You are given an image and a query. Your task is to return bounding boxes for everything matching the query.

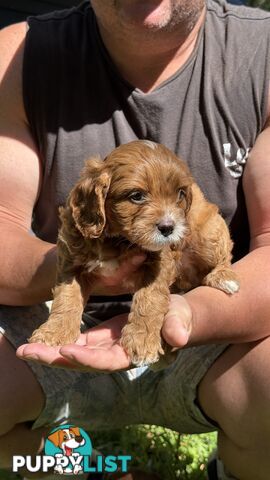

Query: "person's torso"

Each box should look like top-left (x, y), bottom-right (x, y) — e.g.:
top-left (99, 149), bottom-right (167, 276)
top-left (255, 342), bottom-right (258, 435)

top-left (23, 0), bottom-right (270, 264)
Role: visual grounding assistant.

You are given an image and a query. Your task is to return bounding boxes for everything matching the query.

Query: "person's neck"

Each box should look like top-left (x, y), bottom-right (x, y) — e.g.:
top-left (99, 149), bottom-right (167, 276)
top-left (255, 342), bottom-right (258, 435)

top-left (97, 7), bottom-right (206, 93)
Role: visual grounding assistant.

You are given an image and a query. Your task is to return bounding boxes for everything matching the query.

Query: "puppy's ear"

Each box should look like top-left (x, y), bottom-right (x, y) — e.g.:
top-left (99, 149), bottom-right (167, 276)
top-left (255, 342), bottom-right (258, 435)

top-left (69, 157), bottom-right (111, 238)
top-left (70, 426), bottom-right (81, 437)
top-left (184, 184), bottom-right (193, 214)
top-left (179, 183), bottom-right (193, 215)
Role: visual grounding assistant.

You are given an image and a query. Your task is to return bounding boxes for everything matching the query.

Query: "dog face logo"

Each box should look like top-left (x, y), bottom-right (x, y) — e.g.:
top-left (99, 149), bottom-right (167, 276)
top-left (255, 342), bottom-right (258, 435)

top-left (44, 425), bottom-right (92, 475)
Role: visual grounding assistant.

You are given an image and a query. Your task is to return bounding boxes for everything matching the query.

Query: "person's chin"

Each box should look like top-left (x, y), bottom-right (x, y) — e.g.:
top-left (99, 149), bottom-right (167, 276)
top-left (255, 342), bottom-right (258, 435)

top-left (118, 1), bottom-right (170, 30)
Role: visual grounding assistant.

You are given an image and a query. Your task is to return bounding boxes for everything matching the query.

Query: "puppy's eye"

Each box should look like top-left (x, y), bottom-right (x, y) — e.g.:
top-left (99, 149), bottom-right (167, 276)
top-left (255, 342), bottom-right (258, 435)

top-left (128, 191), bottom-right (146, 204)
top-left (177, 188), bottom-right (186, 202)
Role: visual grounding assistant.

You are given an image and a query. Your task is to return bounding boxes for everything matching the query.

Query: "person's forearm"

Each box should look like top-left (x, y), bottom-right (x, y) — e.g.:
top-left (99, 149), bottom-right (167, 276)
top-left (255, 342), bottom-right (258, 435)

top-left (0, 226), bottom-right (57, 305)
top-left (184, 245), bottom-right (270, 345)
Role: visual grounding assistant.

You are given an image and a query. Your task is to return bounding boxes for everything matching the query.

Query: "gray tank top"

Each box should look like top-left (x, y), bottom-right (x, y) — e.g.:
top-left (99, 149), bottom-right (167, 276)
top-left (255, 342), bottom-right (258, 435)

top-left (23, 0), bottom-right (270, 265)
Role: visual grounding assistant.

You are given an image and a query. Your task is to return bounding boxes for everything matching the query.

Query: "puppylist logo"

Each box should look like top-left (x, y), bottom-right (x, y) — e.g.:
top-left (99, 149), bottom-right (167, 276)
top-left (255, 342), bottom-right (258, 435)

top-left (13, 424), bottom-right (132, 475)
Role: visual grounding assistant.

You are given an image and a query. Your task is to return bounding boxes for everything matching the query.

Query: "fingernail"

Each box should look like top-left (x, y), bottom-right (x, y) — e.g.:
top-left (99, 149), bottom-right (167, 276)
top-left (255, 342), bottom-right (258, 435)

top-left (177, 327), bottom-right (190, 345)
top-left (61, 352), bottom-right (74, 360)
top-left (60, 348), bottom-right (74, 359)
top-left (131, 255), bottom-right (146, 266)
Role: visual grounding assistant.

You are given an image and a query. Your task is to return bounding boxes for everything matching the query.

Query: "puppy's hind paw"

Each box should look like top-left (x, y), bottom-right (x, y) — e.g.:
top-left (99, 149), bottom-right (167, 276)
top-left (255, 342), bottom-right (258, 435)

top-left (219, 279), bottom-right (240, 294)
top-left (203, 268), bottom-right (240, 295)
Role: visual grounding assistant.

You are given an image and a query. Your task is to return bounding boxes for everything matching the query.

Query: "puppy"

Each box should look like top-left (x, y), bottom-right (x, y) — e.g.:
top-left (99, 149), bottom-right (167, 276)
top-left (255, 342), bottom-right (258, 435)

top-left (29, 140), bottom-right (239, 366)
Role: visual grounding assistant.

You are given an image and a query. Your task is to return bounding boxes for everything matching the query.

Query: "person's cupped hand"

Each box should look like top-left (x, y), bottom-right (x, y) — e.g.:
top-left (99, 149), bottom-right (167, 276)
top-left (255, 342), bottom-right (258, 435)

top-left (16, 295), bottom-right (193, 372)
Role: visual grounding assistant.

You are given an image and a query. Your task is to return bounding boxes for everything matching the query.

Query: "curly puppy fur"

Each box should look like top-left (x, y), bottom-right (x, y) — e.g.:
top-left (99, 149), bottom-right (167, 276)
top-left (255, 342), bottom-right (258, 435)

top-left (29, 141), bottom-right (239, 366)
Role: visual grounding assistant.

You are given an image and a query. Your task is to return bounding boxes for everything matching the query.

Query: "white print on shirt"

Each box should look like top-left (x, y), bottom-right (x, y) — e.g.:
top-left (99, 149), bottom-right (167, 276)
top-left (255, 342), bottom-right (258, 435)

top-left (223, 143), bottom-right (250, 178)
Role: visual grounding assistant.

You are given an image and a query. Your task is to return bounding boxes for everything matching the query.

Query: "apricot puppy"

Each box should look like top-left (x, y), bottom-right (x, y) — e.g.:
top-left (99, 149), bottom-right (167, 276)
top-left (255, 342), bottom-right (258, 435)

top-left (29, 140), bottom-right (239, 366)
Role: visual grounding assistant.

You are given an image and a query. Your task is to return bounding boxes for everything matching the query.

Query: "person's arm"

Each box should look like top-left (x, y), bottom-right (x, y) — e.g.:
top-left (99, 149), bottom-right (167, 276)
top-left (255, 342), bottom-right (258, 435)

top-left (0, 23), bottom-right (58, 306)
top-left (168, 119), bottom-right (270, 347)
top-left (0, 23), bottom-right (145, 307)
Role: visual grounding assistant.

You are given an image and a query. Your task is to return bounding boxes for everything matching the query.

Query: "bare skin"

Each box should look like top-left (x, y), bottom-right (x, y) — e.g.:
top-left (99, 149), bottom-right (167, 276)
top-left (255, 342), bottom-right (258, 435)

top-left (1, 1), bottom-right (270, 478)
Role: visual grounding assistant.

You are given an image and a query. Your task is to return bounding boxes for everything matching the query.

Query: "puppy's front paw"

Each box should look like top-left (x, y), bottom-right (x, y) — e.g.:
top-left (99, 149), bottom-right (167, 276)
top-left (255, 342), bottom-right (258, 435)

top-left (28, 326), bottom-right (52, 345)
top-left (28, 316), bottom-right (80, 346)
top-left (120, 322), bottom-right (164, 367)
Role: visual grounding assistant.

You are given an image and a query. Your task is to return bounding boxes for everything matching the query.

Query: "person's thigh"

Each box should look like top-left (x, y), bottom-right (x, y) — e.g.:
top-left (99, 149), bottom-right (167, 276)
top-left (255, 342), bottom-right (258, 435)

top-left (0, 303), bottom-right (229, 435)
top-left (135, 344), bottom-right (228, 433)
top-left (198, 338), bottom-right (270, 443)
top-left (198, 337), bottom-right (270, 479)
top-left (0, 333), bottom-right (44, 436)
top-left (0, 304), bottom-right (89, 431)
top-left (0, 304), bottom-right (145, 430)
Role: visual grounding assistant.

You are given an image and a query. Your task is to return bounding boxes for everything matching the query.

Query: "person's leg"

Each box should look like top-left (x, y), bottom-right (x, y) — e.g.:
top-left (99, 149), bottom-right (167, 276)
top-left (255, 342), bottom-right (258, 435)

top-left (0, 304), bottom-right (155, 474)
top-left (5, 300), bottom-right (268, 480)
top-left (0, 334), bottom-right (46, 468)
top-left (0, 303), bottom-right (83, 472)
top-left (198, 337), bottom-right (270, 480)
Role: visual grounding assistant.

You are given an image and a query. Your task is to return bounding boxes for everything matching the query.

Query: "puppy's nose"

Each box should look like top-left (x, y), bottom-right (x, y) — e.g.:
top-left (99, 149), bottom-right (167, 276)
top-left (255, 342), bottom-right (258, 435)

top-left (157, 219), bottom-right (175, 237)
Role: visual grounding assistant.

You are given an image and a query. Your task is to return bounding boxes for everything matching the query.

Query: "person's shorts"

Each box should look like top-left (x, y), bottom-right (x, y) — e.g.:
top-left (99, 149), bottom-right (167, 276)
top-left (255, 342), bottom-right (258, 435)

top-left (0, 303), bottom-right (227, 433)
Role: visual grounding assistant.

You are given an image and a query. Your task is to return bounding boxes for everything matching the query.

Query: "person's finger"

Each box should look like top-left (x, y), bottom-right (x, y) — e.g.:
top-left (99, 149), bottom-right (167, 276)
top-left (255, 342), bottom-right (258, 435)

top-left (16, 343), bottom-right (82, 369)
top-left (116, 253), bottom-right (147, 277)
top-left (16, 313), bottom-right (130, 371)
top-left (16, 338), bottom-right (125, 370)
top-left (60, 342), bottom-right (131, 371)
top-left (123, 253), bottom-right (147, 272)
top-left (100, 253), bottom-right (146, 287)
top-left (162, 314), bottom-right (190, 347)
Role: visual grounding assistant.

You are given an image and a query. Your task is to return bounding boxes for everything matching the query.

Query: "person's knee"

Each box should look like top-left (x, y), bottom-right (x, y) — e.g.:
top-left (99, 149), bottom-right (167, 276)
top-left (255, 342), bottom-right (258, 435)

top-left (0, 334), bottom-right (44, 436)
top-left (0, 423), bottom-right (47, 470)
top-left (231, 338), bottom-right (270, 449)
top-left (198, 338), bottom-right (270, 449)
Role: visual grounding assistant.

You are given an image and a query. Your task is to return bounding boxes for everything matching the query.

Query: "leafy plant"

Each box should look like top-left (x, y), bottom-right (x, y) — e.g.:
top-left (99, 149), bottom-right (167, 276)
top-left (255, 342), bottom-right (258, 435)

top-left (91, 426), bottom-right (217, 479)
top-left (247, 0), bottom-right (270, 9)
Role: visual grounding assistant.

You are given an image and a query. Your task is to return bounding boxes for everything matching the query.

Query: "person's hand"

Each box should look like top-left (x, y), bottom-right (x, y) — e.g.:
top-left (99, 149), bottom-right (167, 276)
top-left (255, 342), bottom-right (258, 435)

top-left (81, 251), bottom-right (147, 297)
top-left (162, 294), bottom-right (193, 348)
top-left (17, 314), bottom-right (131, 372)
top-left (16, 294), bottom-right (193, 372)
